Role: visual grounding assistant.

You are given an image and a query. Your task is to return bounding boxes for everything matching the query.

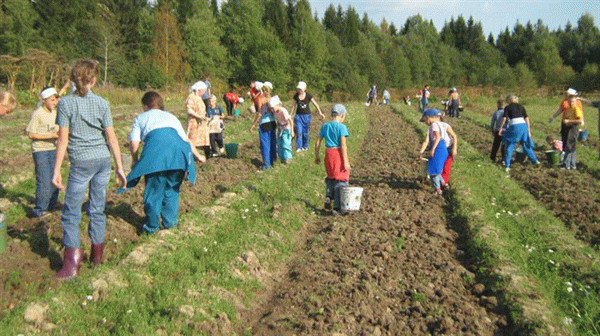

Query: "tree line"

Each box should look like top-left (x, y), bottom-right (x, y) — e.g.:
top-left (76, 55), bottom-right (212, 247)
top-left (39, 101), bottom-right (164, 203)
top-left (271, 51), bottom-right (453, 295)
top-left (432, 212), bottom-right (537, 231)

top-left (0, 0), bottom-right (599, 98)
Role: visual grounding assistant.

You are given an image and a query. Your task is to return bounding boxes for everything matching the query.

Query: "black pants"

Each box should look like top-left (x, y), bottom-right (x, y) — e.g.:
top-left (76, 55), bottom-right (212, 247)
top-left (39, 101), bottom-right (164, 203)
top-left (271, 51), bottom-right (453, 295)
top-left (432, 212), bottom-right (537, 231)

top-left (490, 131), bottom-right (504, 162)
top-left (223, 97), bottom-right (234, 116)
top-left (210, 133), bottom-right (224, 155)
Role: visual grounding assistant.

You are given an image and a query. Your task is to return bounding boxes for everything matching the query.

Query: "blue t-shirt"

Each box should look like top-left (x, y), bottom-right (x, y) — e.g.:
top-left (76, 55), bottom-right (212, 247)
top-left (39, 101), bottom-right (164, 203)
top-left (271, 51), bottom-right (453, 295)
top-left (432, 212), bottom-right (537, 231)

top-left (319, 121), bottom-right (349, 148)
top-left (206, 106), bottom-right (223, 118)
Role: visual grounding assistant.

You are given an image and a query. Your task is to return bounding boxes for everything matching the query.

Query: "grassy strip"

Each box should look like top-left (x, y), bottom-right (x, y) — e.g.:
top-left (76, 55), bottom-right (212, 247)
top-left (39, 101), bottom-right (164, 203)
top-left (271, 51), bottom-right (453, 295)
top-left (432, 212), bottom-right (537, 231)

top-left (395, 103), bottom-right (600, 335)
top-left (0, 103), bottom-right (368, 335)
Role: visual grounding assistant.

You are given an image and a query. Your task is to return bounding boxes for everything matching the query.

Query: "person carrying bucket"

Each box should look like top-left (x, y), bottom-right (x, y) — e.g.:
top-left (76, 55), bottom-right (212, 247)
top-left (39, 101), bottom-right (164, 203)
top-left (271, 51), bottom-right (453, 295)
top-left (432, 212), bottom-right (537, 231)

top-left (315, 104), bottom-right (350, 216)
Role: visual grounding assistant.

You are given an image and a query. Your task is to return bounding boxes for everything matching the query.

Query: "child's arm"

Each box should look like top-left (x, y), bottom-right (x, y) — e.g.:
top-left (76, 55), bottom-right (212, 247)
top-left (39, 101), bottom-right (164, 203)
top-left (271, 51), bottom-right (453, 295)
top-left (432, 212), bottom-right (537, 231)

top-left (498, 117), bottom-right (507, 136)
top-left (129, 140), bottom-right (140, 166)
top-left (418, 135), bottom-right (430, 159)
top-left (314, 137), bottom-right (323, 164)
top-left (340, 136), bottom-right (351, 171)
top-left (28, 132), bottom-right (58, 140)
top-left (311, 97), bottom-right (325, 120)
top-left (448, 127), bottom-right (458, 157)
top-left (289, 116), bottom-right (295, 138)
top-left (52, 127), bottom-right (69, 190)
top-left (249, 102), bottom-right (263, 132)
top-left (58, 79), bottom-right (71, 96)
top-left (104, 126), bottom-right (127, 188)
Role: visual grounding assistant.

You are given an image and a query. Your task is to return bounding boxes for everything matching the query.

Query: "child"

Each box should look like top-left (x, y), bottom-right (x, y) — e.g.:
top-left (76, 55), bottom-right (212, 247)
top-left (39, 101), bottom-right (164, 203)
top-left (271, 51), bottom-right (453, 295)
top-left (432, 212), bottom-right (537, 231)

top-left (269, 96), bottom-right (294, 164)
top-left (418, 109), bottom-right (457, 194)
top-left (26, 87), bottom-right (61, 217)
top-left (490, 99), bottom-right (507, 162)
top-left (315, 104), bottom-right (350, 215)
top-left (561, 94), bottom-right (583, 169)
top-left (126, 92), bottom-right (202, 234)
top-left (546, 135), bottom-right (563, 151)
top-left (206, 95), bottom-right (225, 157)
top-left (52, 59), bottom-right (126, 280)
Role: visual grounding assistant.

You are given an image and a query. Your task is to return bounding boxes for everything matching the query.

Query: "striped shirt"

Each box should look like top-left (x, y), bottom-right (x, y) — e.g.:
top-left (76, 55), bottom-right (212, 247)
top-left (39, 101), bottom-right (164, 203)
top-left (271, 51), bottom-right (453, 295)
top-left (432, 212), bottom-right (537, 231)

top-left (56, 91), bottom-right (112, 161)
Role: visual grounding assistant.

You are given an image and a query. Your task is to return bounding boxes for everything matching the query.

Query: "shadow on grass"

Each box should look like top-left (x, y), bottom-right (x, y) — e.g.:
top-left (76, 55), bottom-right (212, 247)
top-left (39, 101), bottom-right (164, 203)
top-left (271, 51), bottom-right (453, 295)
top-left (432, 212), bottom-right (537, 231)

top-left (442, 189), bottom-right (541, 336)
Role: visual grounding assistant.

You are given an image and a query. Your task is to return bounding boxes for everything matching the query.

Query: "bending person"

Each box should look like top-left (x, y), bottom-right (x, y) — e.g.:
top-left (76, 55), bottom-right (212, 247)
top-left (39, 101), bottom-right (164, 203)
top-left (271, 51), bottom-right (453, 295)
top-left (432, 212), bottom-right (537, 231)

top-left (498, 95), bottom-right (540, 171)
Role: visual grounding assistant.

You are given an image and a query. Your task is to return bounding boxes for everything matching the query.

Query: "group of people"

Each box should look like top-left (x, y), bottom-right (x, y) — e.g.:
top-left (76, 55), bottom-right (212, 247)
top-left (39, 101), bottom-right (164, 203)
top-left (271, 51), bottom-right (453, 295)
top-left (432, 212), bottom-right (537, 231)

top-left (249, 80), bottom-right (324, 170)
top-left (365, 85), bottom-right (391, 106)
top-left (489, 88), bottom-right (596, 171)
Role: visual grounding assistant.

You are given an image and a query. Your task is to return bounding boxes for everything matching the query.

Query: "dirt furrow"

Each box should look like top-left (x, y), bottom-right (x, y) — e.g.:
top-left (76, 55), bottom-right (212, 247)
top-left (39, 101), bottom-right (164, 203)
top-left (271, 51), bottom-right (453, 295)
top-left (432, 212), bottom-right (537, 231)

top-left (450, 116), bottom-right (600, 246)
top-left (246, 106), bottom-right (508, 335)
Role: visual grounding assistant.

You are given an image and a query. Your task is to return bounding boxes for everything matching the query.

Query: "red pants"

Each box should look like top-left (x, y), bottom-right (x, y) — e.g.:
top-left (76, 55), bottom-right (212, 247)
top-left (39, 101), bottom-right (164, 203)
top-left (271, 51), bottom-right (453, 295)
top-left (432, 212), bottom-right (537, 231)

top-left (441, 154), bottom-right (454, 185)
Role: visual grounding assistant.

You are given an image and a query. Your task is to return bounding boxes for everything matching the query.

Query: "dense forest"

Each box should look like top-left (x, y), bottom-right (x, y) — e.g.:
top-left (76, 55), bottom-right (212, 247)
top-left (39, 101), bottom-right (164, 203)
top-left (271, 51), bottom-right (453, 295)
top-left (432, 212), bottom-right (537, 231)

top-left (0, 0), bottom-right (599, 98)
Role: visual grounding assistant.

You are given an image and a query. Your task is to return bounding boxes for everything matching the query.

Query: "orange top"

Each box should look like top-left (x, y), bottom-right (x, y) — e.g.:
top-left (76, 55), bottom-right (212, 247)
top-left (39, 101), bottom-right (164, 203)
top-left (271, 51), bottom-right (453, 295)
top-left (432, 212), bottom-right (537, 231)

top-left (560, 98), bottom-right (583, 120)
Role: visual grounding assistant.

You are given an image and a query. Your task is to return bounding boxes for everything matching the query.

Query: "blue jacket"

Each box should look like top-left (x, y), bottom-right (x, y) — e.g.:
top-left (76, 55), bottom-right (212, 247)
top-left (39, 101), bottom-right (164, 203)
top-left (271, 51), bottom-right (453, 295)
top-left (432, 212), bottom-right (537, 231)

top-left (126, 127), bottom-right (196, 188)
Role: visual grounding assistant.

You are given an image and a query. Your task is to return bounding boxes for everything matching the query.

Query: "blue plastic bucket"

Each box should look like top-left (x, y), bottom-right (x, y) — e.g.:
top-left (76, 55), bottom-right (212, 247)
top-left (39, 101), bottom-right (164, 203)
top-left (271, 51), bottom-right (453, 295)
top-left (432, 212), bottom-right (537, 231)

top-left (0, 213), bottom-right (7, 253)
top-left (233, 109), bottom-right (240, 117)
top-left (225, 143), bottom-right (239, 159)
top-left (578, 129), bottom-right (589, 141)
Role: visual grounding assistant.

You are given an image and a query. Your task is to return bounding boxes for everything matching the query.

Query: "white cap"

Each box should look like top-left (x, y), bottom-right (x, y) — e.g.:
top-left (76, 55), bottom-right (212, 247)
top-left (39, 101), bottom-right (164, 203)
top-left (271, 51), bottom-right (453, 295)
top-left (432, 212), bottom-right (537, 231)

top-left (269, 95), bottom-right (282, 107)
top-left (566, 88), bottom-right (578, 96)
top-left (296, 81), bottom-right (307, 91)
top-left (254, 81), bottom-right (263, 91)
top-left (40, 87), bottom-right (58, 100)
top-left (238, 97), bottom-right (244, 103)
top-left (190, 81), bottom-right (207, 93)
top-left (263, 81), bottom-right (273, 90)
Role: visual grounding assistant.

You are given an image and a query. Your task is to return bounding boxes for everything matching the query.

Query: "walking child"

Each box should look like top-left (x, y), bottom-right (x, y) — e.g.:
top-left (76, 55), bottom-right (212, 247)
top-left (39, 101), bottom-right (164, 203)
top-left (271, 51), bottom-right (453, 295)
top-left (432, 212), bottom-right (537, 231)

top-left (418, 109), bottom-right (457, 194)
top-left (489, 98), bottom-right (507, 162)
top-left (269, 96), bottom-right (294, 164)
top-left (206, 95), bottom-right (225, 157)
top-left (26, 87), bottom-right (61, 217)
top-left (315, 104), bottom-right (350, 215)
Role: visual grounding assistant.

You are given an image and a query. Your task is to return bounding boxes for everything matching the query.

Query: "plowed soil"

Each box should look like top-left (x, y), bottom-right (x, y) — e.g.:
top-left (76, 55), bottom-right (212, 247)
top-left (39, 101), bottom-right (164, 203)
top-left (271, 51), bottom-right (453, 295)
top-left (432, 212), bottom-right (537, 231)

top-left (0, 114), bottom-right (262, 319)
top-left (448, 115), bottom-right (600, 246)
top-left (244, 106), bottom-right (511, 335)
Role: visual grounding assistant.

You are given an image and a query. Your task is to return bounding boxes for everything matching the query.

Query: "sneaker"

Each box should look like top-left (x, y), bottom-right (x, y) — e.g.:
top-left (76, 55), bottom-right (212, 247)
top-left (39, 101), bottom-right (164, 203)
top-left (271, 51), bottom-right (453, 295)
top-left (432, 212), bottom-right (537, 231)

top-left (296, 149), bottom-right (302, 153)
top-left (434, 188), bottom-right (443, 195)
top-left (219, 147), bottom-right (225, 155)
top-left (324, 198), bottom-right (332, 210)
top-left (504, 167), bottom-right (511, 173)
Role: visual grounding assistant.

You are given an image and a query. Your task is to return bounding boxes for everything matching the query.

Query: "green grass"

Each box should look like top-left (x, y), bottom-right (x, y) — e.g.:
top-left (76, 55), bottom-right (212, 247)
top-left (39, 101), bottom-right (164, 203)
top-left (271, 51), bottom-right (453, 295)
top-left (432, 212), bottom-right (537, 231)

top-left (396, 103), bottom-right (600, 335)
top-left (0, 102), bottom-right (368, 335)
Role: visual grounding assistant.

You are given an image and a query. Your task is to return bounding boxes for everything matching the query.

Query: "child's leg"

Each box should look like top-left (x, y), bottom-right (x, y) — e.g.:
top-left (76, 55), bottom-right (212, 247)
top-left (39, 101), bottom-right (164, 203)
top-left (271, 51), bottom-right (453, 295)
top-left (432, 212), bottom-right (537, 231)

top-left (490, 133), bottom-right (502, 161)
top-left (86, 158), bottom-right (112, 245)
top-left (333, 180), bottom-right (349, 211)
top-left (430, 174), bottom-right (443, 191)
top-left (294, 114), bottom-right (303, 150)
top-left (209, 133), bottom-right (218, 155)
top-left (325, 178), bottom-right (334, 204)
top-left (32, 150), bottom-right (57, 216)
top-left (143, 171), bottom-right (167, 234)
top-left (303, 114), bottom-right (312, 150)
top-left (161, 170), bottom-right (185, 229)
top-left (216, 133), bottom-right (224, 149)
top-left (441, 152), bottom-right (454, 185)
top-left (258, 127), bottom-right (272, 169)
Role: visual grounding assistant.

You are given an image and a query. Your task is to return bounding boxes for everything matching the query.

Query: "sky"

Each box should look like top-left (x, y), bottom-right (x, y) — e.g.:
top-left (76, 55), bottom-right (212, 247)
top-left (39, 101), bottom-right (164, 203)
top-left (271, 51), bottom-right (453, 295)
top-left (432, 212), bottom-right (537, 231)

top-left (306, 0), bottom-right (599, 37)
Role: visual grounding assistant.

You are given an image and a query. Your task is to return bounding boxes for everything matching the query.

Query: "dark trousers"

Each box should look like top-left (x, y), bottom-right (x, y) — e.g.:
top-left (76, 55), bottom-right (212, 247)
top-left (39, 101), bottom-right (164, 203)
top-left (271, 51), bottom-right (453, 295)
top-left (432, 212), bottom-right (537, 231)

top-left (490, 131), bottom-right (504, 162)
top-left (223, 98), bottom-right (234, 116)
top-left (210, 133), bottom-right (224, 155)
top-left (32, 150), bottom-right (60, 216)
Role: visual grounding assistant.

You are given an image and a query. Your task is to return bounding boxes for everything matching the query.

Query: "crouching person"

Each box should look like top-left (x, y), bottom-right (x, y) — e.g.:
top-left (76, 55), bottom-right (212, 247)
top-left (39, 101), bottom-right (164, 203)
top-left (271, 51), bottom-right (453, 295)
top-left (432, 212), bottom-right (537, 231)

top-left (127, 92), bottom-right (203, 234)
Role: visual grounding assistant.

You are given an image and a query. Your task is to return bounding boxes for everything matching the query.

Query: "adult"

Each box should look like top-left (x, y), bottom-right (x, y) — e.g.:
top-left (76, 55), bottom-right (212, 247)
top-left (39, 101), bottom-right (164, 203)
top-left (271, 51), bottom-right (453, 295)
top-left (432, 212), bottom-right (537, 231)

top-left (291, 81), bottom-right (325, 152)
top-left (186, 81), bottom-right (210, 159)
top-left (201, 74), bottom-right (212, 109)
top-left (250, 83), bottom-right (277, 169)
top-left (366, 85), bottom-right (377, 106)
top-left (555, 94), bottom-right (583, 169)
top-left (498, 95), bottom-right (540, 171)
top-left (549, 88), bottom-right (585, 151)
top-left (126, 92), bottom-right (202, 234)
top-left (223, 88), bottom-right (240, 117)
top-left (420, 84), bottom-right (430, 112)
top-left (447, 87), bottom-right (461, 118)
top-left (52, 59), bottom-right (126, 280)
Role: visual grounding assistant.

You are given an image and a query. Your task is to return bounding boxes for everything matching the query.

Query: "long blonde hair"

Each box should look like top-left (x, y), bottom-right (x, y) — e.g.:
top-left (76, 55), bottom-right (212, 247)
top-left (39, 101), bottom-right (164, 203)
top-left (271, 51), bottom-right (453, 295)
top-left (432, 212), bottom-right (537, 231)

top-left (71, 59), bottom-right (99, 97)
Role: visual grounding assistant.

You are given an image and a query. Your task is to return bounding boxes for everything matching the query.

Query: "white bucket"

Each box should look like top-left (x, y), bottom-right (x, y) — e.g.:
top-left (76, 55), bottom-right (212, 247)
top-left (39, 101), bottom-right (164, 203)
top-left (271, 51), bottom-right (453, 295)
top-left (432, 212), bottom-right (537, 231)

top-left (340, 187), bottom-right (364, 212)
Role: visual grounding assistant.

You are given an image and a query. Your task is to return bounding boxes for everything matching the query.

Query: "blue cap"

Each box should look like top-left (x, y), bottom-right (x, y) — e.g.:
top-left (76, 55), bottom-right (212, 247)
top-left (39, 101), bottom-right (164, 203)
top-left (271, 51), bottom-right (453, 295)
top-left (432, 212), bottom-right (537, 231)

top-left (420, 108), bottom-right (443, 121)
top-left (331, 104), bottom-right (347, 116)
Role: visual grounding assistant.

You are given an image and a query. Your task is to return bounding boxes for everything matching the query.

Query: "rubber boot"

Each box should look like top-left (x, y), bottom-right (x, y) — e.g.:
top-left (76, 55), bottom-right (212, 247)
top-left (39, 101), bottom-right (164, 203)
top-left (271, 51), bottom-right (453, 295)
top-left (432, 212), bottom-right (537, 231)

top-left (90, 243), bottom-right (104, 266)
top-left (54, 247), bottom-right (84, 281)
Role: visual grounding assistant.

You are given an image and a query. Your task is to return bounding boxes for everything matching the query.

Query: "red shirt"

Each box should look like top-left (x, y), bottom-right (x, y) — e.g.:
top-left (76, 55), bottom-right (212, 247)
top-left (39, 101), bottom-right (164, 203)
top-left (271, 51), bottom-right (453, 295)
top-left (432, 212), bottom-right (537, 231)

top-left (224, 92), bottom-right (239, 104)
